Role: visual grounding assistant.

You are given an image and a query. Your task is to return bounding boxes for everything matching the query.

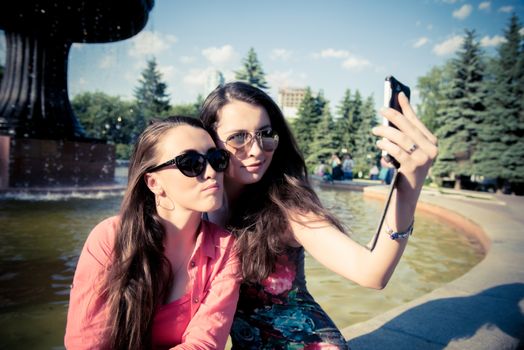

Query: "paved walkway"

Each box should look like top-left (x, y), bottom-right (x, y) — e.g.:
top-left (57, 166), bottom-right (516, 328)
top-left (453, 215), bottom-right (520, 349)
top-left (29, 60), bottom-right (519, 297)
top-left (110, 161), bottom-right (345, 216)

top-left (340, 185), bottom-right (524, 350)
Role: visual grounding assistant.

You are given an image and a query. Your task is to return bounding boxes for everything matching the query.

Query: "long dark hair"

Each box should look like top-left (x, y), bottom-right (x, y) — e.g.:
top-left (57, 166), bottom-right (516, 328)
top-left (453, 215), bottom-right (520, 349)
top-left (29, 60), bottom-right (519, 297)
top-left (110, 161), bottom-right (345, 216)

top-left (200, 82), bottom-right (345, 283)
top-left (104, 116), bottom-right (206, 350)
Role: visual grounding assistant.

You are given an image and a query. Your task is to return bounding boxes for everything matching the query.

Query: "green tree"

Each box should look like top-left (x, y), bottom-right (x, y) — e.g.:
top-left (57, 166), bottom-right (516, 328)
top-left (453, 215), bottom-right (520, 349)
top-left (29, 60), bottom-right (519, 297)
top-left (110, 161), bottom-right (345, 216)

top-left (170, 104), bottom-right (198, 118)
top-left (71, 92), bottom-right (135, 159)
top-left (335, 89), bottom-right (363, 155)
top-left (417, 62), bottom-right (453, 133)
top-left (432, 30), bottom-right (487, 186)
top-left (306, 102), bottom-right (338, 169)
top-left (352, 95), bottom-right (379, 177)
top-left (473, 14), bottom-right (524, 187)
top-left (235, 48), bottom-right (269, 89)
top-left (292, 88), bottom-right (324, 158)
top-left (134, 57), bottom-right (171, 129)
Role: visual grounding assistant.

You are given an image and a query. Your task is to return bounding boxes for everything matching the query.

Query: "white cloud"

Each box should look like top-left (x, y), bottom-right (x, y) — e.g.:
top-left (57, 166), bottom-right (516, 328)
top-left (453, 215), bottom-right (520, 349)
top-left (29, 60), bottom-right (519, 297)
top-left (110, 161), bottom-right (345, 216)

top-left (315, 48), bottom-right (350, 59)
top-left (270, 49), bottom-right (292, 61)
top-left (180, 56), bottom-right (196, 64)
top-left (165, 34), bottom-right (178, 44)
top-left (498, 6), bottom-right (513, 13)
top-left (128, 31), bottom-right (176, 57)
top-left (453, 4), bottom-right (473, 20)
top-left (480, 35), bottom-right (506, 47)
top-left (478, 2), bottom-right (490, 11)
top-left (158, 64), bottom-right (176, 81)
top-left (183, 67), bottom-right (216, 87)
top-left (433, 35), bottom-right (464, 56)
top-left (77, 77), bottom-right (88, 87)
top-left (413, 37), bottom-right (429, 48)
top-left (266, 70), bottom-right (306, 90)
top-left (341, 57), bottom-right (371, 71)
top-left (201, 45), bottom-right (236, 66)
top-left (99, 51), bottom-right (117, 69)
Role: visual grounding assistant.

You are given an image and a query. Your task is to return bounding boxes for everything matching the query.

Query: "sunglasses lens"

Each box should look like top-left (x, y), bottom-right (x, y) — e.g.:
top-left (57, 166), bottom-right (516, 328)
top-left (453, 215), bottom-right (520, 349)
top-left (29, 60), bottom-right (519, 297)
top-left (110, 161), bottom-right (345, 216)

top-left (176, 152), bottom-right (205, 177)
top-left (259, 130), bottom-right (279, 151)
top-left (208, 149), bottom-right (229, 172)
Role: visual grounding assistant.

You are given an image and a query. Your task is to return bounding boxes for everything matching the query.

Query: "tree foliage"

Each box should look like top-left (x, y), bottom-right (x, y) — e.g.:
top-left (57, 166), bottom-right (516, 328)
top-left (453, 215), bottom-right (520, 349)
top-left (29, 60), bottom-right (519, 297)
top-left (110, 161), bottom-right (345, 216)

top-left (134, 57), bottom-right (171, 128)
top-left (71, 91), bottom-right (136, 159)
top-left (432, 30), bottom-right (487, 178)
top-left (235, 48), bottom-right (269, 90)
top-left (352, 95), bottom-right (379, 176)
top-left (335, 89), bottom-right (362, 155)
top-left (417, 15), bottom-right (524, 192)
top-left (417, 62), bottom-right (453, 133)
top-left (473, 14), bottom-right (524, 183)
top-left (306, 102), bottom-right (338, 168)
top-left (292, 88), bottom-right (324, 159)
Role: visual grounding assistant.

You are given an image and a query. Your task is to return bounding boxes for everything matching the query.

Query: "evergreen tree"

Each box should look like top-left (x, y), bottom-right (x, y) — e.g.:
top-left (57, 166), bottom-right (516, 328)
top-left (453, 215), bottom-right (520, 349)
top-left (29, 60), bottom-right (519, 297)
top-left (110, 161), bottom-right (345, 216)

top-left (134, 57), bottom-right (171, 130)
top-left (432, 30), bottom-right (487, 185)
top-left (335, 90), bottom-right (364, 156)
top-left (306, 102), bottom-right (338, 169)
top-left (473, 14), bottom-right (524, 187)
top-left (235, 48), bottom-right (269, 89)
top-left (353, 95), bottom-right (379, 177)
top-left (417, 62), bottom-right (453, 133)
top-left (292, 88), bottom-right (324, 158)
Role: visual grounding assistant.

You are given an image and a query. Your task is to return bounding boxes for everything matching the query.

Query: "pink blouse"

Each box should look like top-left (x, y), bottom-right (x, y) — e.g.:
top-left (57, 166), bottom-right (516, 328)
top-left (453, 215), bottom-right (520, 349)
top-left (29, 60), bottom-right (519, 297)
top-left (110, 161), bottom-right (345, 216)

top-left (64, 216), bottom-right (241, 350)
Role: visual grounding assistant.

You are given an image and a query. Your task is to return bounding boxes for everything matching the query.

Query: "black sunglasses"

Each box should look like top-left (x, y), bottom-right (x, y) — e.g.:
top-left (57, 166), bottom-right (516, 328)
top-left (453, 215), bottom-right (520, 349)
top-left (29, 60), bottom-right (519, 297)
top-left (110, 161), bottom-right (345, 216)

top-left (147, 148), bottom-right (230, 177)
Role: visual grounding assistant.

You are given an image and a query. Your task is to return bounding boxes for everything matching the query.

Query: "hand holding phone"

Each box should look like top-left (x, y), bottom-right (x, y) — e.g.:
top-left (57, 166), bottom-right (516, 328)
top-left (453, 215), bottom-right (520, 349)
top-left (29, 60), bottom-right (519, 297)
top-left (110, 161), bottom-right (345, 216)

top-left (382, 75), bottom-right (410, 169)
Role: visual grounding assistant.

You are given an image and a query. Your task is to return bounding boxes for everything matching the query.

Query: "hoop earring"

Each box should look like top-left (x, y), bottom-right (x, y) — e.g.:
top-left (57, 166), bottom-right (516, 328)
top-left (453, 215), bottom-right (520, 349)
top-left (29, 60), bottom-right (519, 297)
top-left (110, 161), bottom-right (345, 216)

top-left (156, 194), bottom-right (175, 211)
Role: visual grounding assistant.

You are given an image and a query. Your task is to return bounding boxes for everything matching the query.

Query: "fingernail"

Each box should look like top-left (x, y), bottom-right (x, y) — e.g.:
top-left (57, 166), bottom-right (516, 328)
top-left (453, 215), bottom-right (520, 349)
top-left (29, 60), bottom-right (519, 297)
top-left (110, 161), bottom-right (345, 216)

top-left (372, 127), bottom-right (379, 133)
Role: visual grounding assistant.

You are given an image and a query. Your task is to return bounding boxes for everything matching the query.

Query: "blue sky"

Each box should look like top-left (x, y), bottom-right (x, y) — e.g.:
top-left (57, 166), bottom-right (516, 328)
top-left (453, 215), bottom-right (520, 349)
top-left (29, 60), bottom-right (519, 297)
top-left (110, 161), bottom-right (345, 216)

top-left (2, 0), bottom-right (523, 113)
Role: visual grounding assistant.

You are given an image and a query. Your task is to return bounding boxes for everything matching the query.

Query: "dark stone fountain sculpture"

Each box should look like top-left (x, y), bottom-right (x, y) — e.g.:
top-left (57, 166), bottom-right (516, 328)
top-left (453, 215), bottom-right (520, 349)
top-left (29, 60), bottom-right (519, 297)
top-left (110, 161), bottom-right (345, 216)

top-left (0, 0), bottom-right (153, 189)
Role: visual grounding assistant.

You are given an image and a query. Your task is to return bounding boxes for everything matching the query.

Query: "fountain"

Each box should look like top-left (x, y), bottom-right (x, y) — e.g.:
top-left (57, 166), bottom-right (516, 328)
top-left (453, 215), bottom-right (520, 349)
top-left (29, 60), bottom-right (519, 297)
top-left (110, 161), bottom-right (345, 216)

top-left (0, 0), bottom-right (154, 192)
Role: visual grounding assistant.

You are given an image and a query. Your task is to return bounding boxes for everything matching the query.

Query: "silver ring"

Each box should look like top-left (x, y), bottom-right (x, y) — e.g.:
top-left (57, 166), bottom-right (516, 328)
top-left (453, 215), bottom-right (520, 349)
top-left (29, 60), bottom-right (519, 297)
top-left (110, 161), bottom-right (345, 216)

top-left (408, 144), bottom-right (418, 154)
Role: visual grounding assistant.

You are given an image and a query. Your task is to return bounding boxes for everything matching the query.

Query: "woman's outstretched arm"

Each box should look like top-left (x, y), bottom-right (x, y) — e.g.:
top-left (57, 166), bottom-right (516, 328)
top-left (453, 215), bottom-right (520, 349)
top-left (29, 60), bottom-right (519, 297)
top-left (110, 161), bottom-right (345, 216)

top-left (290, 92), bottom-right (438, 289)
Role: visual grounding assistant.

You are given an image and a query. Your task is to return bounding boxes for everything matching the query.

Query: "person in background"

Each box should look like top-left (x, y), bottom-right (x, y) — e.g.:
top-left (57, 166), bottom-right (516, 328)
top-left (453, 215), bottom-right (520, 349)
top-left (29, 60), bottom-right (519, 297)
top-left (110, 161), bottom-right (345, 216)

top-left (342, 154), bottom-right (355, 180)
top-left (64, 116), bottom-right (241, 350)
top-left (370, 163), bottom-right (380, 180)
top-left (315, 159), bottom-right (329, 177)
top-left (379, 156), bottom-right (396, 185)
top-left (331, 153), bottom-right (344, 180)
top-left (200, 82), bottom-right (437, 349)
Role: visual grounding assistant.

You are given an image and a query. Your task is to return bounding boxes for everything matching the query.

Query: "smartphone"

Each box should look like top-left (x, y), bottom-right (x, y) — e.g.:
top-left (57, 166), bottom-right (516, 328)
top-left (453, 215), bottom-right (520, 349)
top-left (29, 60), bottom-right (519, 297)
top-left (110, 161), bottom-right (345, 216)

top-left (382, 75), bottom-right (410, 168)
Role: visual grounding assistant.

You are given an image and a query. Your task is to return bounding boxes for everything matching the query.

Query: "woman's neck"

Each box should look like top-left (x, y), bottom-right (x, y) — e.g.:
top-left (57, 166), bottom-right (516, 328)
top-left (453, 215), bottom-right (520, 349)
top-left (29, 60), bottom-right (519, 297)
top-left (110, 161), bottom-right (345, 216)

top-left (224, 176), bottom-right (245, 206)
top-left (160, 210), bottom-right (201, 247)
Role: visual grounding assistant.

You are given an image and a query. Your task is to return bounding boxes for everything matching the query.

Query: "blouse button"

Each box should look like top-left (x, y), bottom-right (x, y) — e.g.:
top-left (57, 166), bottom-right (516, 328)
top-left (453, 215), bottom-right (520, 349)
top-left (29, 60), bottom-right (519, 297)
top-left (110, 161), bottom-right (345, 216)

top-left (193, 297), bottom-right (199, 303)
top-left (190, 260), bottom-right (196, 268)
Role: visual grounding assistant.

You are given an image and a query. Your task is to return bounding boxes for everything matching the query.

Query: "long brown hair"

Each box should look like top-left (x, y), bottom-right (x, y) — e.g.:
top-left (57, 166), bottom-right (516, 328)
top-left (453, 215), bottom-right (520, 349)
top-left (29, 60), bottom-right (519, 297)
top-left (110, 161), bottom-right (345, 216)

top-left (104, 116), bottom-right (207, 349)
top-left (200, 82), bottom-right (345, 283)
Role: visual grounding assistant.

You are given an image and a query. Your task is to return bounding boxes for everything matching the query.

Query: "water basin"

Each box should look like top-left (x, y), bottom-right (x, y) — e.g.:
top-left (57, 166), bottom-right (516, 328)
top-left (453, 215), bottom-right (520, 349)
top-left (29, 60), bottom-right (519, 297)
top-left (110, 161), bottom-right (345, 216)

top-left (0, 186), bottom-right (484, 348)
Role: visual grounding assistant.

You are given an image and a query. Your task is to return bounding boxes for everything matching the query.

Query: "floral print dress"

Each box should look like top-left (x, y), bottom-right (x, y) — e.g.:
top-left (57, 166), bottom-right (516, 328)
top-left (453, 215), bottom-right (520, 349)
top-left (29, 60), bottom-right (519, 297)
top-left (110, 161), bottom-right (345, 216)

top-left (230, 246), bottom-right (349, 349)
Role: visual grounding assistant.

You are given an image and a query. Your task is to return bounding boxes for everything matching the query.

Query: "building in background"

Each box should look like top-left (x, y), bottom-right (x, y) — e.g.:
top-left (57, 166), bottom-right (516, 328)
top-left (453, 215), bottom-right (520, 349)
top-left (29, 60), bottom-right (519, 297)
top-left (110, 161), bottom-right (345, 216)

top-left (278, 87), bottom-right (307, 120)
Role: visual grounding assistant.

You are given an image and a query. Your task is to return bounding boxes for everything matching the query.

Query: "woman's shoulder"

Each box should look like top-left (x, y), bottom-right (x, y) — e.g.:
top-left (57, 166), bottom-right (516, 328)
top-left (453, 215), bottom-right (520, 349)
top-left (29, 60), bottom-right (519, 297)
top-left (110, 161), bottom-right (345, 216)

top-left (84, 216), bottom-right (120, 255)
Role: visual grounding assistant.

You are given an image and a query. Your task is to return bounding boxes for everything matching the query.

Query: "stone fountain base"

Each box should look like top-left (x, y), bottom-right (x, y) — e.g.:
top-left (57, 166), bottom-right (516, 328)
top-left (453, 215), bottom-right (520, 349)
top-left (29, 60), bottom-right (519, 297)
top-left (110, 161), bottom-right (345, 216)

top-left (0, 135), bottom-right (117, 189)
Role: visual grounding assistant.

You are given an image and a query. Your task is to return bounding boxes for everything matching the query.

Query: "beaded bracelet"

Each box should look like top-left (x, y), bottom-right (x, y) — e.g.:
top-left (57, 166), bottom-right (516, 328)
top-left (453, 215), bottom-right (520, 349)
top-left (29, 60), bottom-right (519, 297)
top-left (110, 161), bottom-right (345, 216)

top-left (385, 221), bottom-right (414, 240)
